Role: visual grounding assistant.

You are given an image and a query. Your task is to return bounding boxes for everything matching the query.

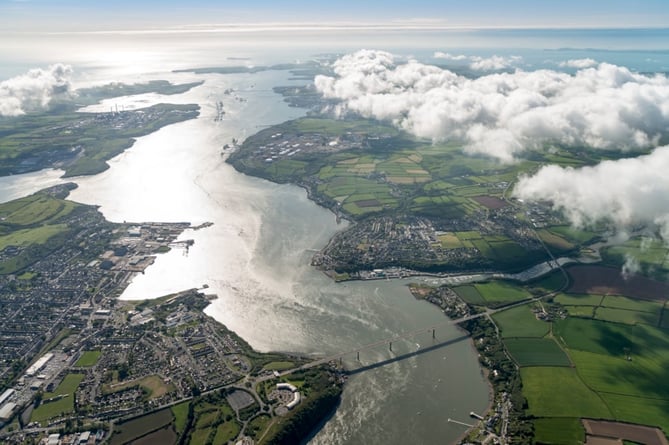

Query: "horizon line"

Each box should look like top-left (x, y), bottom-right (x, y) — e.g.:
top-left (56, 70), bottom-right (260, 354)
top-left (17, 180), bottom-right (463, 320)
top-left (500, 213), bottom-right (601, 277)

top-left (3, 22), bottom-right (669, 36)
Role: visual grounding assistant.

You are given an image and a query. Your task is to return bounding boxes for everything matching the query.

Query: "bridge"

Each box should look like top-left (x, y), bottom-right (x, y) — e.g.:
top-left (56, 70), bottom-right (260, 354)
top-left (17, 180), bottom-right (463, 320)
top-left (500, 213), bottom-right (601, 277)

top-left (260, 292), bottom-right (551, 382)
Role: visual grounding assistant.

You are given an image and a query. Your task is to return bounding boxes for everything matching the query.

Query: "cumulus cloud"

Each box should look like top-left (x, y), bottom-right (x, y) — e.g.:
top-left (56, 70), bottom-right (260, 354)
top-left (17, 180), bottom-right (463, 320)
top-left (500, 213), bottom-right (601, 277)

top-left (559, 58), bottom-right (598, 69)
top-left (0, 64), bottom-right (73, 116)
top-left (315, 50), bottom-right (669, 162)
top-left (433, 51), bottom-right (522, 71)
top-left (513, 146), bottom-right (669, 239)
top-left (434, 51), bottom-right (468, 61)
top-left (469, 55), bottom-right (522, 71)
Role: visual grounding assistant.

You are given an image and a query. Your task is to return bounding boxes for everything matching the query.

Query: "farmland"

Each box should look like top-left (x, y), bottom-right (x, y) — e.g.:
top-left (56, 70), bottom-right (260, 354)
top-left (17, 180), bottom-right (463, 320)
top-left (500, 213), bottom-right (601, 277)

top-left (520, 367), bottom-right (611, 418)
top-left (229, 116), bottom-right (603, 275)
top-left (533, 418), bottom-right (585, 445)
top-left (504, 338), bottom-right (571, 367)
top-left (0, 187), bottom-right (90, 274)
top-left (492, 305), bottom-right (549, 338)
top-left (444, 272), bottom-right (669, 439)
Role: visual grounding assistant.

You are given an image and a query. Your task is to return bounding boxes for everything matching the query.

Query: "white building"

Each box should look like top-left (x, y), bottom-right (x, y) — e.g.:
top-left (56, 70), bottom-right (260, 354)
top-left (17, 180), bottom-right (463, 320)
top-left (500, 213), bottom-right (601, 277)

top-left (26, 353), bottom-right (53, 377)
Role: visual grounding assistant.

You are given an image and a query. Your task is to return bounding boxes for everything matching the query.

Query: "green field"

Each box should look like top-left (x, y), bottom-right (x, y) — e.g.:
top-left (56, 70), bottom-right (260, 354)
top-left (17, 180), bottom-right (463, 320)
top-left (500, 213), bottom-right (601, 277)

top-left (537, 229), bottom-right (575, 252)
top-left (453, 285), bottom-right (486, 305)
top-left (31, 373), bottom-right (85, 424)
top-left (548, 316), bottom-right (669, 435)
top-left (246, 414), bottom-right (271, 441)
top-left (563, 305), bottom-right (596, 318)
top-left (553, 318), bottom-right (635, 356)
top-left (474, 281), bottom-right (532, 305)
top-left (170, 402), bottom-right (190, 435)
top-left (533, 418), bottom-right (585, 445)
top-left (600, 393), bottom-right (669, 435)
top-left (504, 338), bottom-right (571, 367)
top-left (521, 367), bottom-right (611, 418)
top-left (74, 350), bottom-right (101, 367)
top-left (554, 293), bottom-right (603, 307)
top-left (492, 305), bottom-right (549, 338)
top-left (110, 409), bottom-right (175, 445)
top-left (0, 224), bottom-right (68, 250)
top-left (262, 361), bottom-right (295, 371)
top-left (601, 295), bottom-right (665, 314)
top-left (528, 271), bottom-right (567, 294)
top-left (601, 236), bottom-right (669, 279)
top-left (0, 191), bottom-right (91, 274)
top-left (213, 421), bottom-right (242, 444)
top-left (594, 306), bottom-right (660, 326)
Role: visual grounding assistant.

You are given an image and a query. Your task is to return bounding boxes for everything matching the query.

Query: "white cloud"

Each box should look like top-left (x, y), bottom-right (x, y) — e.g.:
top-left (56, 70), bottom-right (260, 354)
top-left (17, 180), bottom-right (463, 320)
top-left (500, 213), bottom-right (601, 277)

top-left (0, 64), bottom-right (73, 116)
top-left (434, 51), bottom-right (467, 61)
top-left (469, 55), bottom-right (522, 71)
top-left (315, 50), bottom-right (669, 163)
top-left (433, 51), bottom-right (522, 70)
top-left (559, 58), bottom-right (598, 69)
top-left (513, 146), bottom-right (669, 239)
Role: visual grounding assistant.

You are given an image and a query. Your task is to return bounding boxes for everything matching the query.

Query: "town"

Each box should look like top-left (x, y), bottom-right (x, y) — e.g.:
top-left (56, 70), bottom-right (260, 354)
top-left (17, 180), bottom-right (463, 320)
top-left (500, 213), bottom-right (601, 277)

top-left (0, 185), bottom-right (343, 444)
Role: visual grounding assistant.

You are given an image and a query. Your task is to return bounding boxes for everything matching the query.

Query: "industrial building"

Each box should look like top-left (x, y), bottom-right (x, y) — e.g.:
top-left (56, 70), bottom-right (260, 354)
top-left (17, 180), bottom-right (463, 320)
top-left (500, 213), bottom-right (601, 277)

top-left (25, 352), bottom-right (54, 377)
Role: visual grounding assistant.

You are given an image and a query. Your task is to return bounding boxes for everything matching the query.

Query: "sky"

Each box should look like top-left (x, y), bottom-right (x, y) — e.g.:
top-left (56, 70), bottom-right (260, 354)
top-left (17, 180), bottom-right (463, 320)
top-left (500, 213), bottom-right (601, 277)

top-left (1, 0), bottom-right (669, 31)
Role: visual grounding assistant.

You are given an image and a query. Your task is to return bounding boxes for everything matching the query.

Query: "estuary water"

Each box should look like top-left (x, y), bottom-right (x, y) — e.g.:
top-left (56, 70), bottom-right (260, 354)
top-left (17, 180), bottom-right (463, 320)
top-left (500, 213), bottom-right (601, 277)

top-left (65, 69), bottom-right (490, 443)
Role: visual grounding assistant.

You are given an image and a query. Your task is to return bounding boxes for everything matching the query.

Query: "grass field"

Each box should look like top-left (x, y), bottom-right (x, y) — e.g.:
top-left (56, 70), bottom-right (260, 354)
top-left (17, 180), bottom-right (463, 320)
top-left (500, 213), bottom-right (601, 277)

top-left (262, 361), bottom-right (295, 371)
top-left (594, 306), bottom-right (660, 326)
top-left (533, 418), bottom-right (585, 445)
top-left (554, 293), bottom-right (604, 307)
top-left (528, 271), bottom-right (567, 294)
top-left (600, 393), bottom-right (669, 435)
top-left (601, 295), bottom-right (665, 314)
top-left (547, 316), bottom-right (669, 436)
top-left (521, 367), bottom-right (611, 418)
top-left (0, 224), bottom-right (68, 250)
top-left (0, 192), bottom-right (89, 274)
top-left (31, 373), bottom-right (85, 424)
top-left (474, 281), bottom-right (532, 305)
top-left (171, 402), bottom-right (190, 435)
top-left (553, 317), bottom-right (636, 356)
top-left (492, 305), bottom-right (549, 338)
top-left (555, 293), bottom-right (663, 326)
top-left (563, 305), bottom-right (596, 318)
top-left (453, 285), bottom-right (486, 305)
top-left (213, 421), bottom-right (241, 444)
top-left (537, 229), bottom-right (575, 252)
top-left (105, 374), bottom-right (175, 400)
top-left (74, 350), bottom-right (101, 367)
top-left (504, 338), bottom-right (571, 367)
top-left (246, 414), bottom-right (271, 441)
top-left (548, 225), bottom-right (600, 245)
